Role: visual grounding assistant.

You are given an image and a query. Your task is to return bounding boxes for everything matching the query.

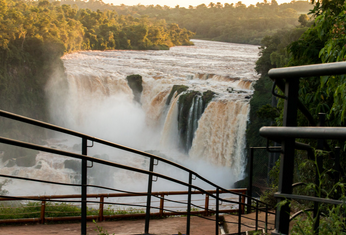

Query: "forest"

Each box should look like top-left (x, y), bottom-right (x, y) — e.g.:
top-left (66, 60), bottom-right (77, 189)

top-left (61, 0), bottom-right (313, 44)
top-left (247, 0), bottom-right (346, 233)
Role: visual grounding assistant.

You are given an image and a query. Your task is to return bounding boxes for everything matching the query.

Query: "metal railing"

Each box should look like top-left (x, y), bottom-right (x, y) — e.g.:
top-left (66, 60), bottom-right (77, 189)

top-left (262, 61), bottom-right (346, 235)
top-left (0, 189), bottom-right (246, 224)
top-left (0, 110), bottom-right (274, 234)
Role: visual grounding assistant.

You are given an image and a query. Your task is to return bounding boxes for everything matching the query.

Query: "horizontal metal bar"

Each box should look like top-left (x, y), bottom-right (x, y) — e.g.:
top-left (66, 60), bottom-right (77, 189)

top-left (268, 62), bottom-right (346, 79)
top-left (275, 193), bottom-right (344, 205)
top-left (250, 147), bottom-right (281, 150)
top-left (0, 209), bottom-right (241, 225)
top-left (260, 126), bottom-right (346, 140)
top-left (0, 189), bottom-right (246, 201)
top-left (290, 209), bottom-right (314, 221)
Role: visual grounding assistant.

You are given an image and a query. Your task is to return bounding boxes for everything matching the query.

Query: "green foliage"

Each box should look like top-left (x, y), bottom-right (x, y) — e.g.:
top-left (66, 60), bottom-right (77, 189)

top-left (247, 13), bottom-right (312, 186)
top-left (289, 149), bottom-right (346, 234)
top-left (256, 104), bottom-right (279, 120)
top-left (166, 84), bottom-right (188, 105)
top-left (287, 0), bottom-right (346, 126)
top-left (0, 201), bottom-right (145, 220)
top-left (93, 220), bottom-right (114, 235)
top-left (98, 1), bottom-right (313, 45)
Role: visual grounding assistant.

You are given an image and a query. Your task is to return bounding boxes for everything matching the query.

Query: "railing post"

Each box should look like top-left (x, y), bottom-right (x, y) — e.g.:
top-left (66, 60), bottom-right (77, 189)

top-left (186, 172), bottom-right (192, 235)
top-left (241, 192), bottom-right (245, 214)
top-left (144, 156), bottom-right (154, 234)
top-left (204, 194), bottom-right (209, 216)
top-left (215, 187), bottom-right (219, 235)
top-left (40, 199), bottom-right (46, 224)
top-left (160, 194), bottom-right (164, 217)
top-left (99, 196), bottom-right (104, 222)
top-left (272, 77), bottom-right (299, 235)
top-left (81, 138), bottom-right (88, 235)
top-left (255, 200), bottom-right (258, 231)
top-left (247, 147), bottom-right (254, 214)
top-left (265, 204), bottom-right (268, 233)
top-left (238, 195), bottom-right (241, 234)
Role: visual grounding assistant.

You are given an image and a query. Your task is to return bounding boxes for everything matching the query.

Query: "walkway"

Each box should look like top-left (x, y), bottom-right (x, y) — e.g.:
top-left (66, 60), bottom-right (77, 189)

top-left (0, 211), bottom-right (275, 234)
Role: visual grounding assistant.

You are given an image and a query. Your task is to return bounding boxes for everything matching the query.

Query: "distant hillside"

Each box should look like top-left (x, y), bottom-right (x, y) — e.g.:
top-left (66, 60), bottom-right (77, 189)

top-left (61, 0), bottom-right (313, 45)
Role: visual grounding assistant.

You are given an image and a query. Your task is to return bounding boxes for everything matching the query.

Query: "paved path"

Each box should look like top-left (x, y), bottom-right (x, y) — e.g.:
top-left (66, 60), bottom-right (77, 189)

top-left (0, 212), bottom-right (275, 234)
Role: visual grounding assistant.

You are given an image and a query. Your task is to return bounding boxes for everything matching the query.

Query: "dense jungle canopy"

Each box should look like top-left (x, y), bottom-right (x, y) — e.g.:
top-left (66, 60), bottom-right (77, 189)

top-left (61, 0), bottom-right (313, 44)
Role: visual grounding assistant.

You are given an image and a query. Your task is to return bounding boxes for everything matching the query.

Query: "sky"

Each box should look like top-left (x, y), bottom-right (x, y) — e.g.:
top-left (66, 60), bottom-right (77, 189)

top-left (104, 0), bottom-right (298, 8)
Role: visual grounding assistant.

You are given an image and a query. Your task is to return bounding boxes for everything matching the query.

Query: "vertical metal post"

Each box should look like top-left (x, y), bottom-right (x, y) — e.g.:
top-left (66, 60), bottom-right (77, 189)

top-left (159, 194), bottom-right (164, 217)
top-left (205, 194), bottom-right (209, 216)
top-left (215, 187), bottom-right (219, 235)
top-left (272, 78), bottom-right (299, 235)
top-left (40, 199), bottom-right (46, 224)
top-left (247, 147), bottom-right (254, 214)
top-left (255, 200), bottom-right (258, 231)
top-left (186, 172), bottom-right (192, 235)
top-left (238, 195), bottom-right (241, 234)
top-left (241, 192), bottom-right (245, 214)
top-left (144, 157), bottom-right (154, 234)
top-left (81, 138), bottom-right (88, 235)
top-left (98, 196), bottom-right (104, 222)
top-left (265, 204), bottom-right (268, 233)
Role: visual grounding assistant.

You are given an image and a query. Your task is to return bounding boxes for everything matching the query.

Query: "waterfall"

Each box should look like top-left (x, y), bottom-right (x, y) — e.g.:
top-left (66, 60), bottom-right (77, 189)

top-left (189, 100), bottom-right (250, 180)
top-left (1, 40), bottom-right (259, 195)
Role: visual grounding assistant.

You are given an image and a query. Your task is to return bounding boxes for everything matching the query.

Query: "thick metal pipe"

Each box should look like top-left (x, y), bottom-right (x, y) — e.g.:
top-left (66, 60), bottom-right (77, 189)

top-left (260, 126), bottom-right (346, 140)
top-left (186, 172), bottom-right (192, 235)
top-left (238, 195), bottom-right (242, 234)
top-left (144, 157), bottom-right (154, 234)
top-left (272, 78), bottom-right (299, 235)
top-left (81, 138), bottom-right (88, 235)
top-left (247, 147), bottom-right (254, 214)
top-left (215, 187), bottom-right (219, 235)
top-left (268, 61), bottom-right (346, 79)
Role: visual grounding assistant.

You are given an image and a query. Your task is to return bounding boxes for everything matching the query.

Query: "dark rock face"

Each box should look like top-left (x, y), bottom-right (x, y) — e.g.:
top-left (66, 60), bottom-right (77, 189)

top-left (166, 84), bottom-right (189, 105)
top-left (177, 89), bottom-right (216, 153)
top-left (126, 74), bottom-right (143, 104)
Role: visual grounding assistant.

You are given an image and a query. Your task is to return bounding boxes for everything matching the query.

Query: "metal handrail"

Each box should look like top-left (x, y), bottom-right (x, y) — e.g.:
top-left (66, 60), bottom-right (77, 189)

top-left (0, 110), bottom-right (246, 198)
top-left (0, 109), bottom-right (273, 234)
top-left (263, 61), bottom-right (346, 235)
top-left (268, 61), bottom-right (346, 79)
top-left (0, 189), bottom-right (247, 224)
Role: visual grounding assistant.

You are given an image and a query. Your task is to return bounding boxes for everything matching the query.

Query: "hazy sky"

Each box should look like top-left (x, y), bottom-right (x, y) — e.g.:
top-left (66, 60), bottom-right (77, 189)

top-left (104, 0), bottom-right (297, 8)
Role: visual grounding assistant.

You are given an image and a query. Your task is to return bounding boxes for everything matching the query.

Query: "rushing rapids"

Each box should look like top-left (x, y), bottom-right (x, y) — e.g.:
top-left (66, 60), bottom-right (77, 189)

top-left (1, 40), bottom-right (259, 195)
